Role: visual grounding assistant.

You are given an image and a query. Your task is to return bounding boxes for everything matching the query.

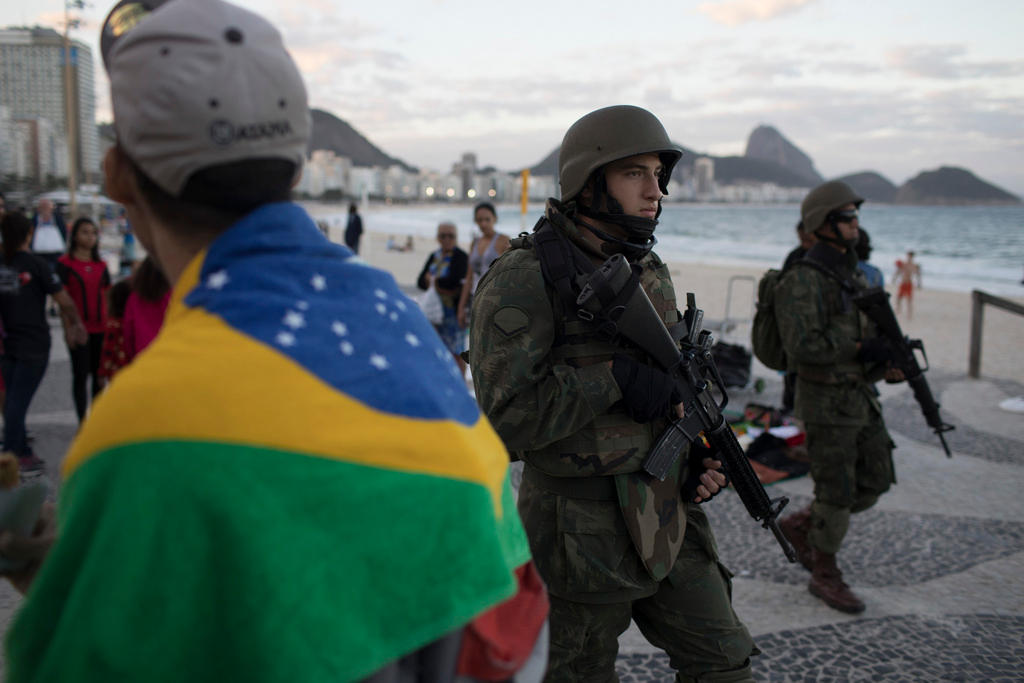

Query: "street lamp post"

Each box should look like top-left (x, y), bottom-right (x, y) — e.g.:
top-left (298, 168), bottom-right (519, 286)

top-left (63, 0), bottom-right (86, 218)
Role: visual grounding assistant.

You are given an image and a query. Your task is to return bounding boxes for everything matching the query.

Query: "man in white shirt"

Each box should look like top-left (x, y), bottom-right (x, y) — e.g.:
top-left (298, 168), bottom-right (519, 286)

top-left (31, 199), bottom-right (68, 271)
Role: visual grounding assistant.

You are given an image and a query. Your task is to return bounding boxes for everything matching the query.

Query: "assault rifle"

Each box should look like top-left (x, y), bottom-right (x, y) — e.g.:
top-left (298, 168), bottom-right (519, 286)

top-left (852, 287), bottom-right (955, 457)
top-left (576, 255), bottom-right (797, 563)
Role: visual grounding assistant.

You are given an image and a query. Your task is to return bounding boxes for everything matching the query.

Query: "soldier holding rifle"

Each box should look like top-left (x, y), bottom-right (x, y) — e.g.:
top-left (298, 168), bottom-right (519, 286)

top-left (775, 181), bottom-right (906, 614)
top-left (470, 105), bottom-right (756, 682)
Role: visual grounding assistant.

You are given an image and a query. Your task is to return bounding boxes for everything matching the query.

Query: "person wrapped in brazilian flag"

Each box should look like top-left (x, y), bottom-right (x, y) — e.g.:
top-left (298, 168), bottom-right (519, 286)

top-left (1, 1), bottom-right (529, 680)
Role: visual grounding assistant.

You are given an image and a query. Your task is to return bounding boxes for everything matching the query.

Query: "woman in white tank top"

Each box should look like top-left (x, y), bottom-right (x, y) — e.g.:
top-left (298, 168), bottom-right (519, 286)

top-left (457, 202), bottom-right (509, 329)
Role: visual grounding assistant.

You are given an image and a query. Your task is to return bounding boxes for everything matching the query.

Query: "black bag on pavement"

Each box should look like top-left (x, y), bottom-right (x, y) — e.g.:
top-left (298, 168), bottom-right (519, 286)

top-left (711, 342), bottom-right (751, 388)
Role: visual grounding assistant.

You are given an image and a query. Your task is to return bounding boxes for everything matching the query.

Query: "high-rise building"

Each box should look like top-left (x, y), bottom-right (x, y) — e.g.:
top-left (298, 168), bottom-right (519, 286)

top-left (694, 156), bottom-right (715, 198)
top-left (0, 27), bottom-right (99, 182)
top-left (15, 117), bottom-right (69, 182)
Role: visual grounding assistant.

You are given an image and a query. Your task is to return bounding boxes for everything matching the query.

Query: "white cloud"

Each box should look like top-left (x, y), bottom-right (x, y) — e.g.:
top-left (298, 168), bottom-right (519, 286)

top-left (697, 0), bottom-right (817, 26)
top-left (885, 44), bottom-right (1024, 80)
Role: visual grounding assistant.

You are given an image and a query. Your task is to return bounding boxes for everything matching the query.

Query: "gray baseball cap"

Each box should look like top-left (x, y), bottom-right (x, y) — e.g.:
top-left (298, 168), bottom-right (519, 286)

top-left (101, 0), bottom-right (311, 197)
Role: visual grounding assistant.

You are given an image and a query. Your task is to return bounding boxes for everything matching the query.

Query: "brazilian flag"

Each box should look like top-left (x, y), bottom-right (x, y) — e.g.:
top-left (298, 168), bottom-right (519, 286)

top-left (6, 204), bottom-right (529, 682)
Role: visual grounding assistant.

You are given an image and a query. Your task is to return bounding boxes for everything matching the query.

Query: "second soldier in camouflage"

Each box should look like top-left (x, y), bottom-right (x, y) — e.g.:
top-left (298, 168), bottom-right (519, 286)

top-left (775, 181), bottom-right (901, 614)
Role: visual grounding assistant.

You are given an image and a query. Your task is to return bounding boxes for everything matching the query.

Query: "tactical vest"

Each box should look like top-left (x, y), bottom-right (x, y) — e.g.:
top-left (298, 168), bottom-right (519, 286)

top-left (510, 215), bottom-right (691, 581)
top-left (792, 252), bottom-right (875, 383)
top-left (781, 246), bottom-right (883, 425)
top-left (509, 221), bottom-right (681, 476)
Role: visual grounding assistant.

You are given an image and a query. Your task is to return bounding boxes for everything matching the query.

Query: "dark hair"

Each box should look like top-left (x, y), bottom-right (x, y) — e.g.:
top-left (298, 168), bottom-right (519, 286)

top-left (126, 148), bottom-right (296, 239)
top-left (473, 202), bottom-right (497, 220)
top-left (349, 203), bottom-right (358, 214)
top-left (0, 212), bottom-right (32, 264)
top-left (855, 227), bottom-right (872, 261)
top-left (107, 277), bottom-right (133, 319)
top-left (132, 255), bottom-right (170, 302)
top-left (68, 217), bottom-right (102, 261)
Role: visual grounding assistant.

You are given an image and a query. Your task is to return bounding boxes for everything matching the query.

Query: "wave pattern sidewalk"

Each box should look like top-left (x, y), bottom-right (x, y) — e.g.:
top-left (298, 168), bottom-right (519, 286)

top-left (615, 373), bottom-right (1024, 682)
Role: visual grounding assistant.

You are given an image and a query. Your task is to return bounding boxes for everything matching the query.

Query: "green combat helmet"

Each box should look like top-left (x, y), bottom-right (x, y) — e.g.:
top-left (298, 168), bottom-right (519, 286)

top-left (801, 180), bottom-right (864, 235)
top-left (559, 105), bottom-right (683, 201)
top-left (558, 105), bottom-right (683, 260)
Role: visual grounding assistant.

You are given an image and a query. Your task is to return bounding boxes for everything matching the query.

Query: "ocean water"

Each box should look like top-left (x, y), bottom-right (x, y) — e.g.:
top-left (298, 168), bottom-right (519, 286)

top-left (307, 202), bottom-right (1024, 298)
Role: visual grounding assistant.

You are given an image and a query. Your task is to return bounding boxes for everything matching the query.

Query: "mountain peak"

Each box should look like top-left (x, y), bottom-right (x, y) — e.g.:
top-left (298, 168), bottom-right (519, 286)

top-left (895, 166), bottom-right (1020, 205)
top-left (744, 125), bottom-right (822, 186)
top-left (308, 109), bottom-right (416, 173)
top-left (833, 171), bottom-right (898, 203)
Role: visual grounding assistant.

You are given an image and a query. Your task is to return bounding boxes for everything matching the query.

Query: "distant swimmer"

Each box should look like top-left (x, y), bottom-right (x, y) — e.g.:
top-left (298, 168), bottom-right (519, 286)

top-left (893, 251), bottom-right (922, 318)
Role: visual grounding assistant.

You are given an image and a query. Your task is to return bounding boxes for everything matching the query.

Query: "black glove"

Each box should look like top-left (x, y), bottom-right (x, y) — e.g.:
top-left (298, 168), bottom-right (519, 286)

top-left (611, 354), bottom-right (680, 423)
top-left (681, 442), bottom-right (728, 504)
top-left (857, 337), bottom-right (897, 363)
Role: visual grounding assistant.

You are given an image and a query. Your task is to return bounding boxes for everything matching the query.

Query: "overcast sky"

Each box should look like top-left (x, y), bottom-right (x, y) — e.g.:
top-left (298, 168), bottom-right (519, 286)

top-left (7, 0), bottom-right (1024, 195)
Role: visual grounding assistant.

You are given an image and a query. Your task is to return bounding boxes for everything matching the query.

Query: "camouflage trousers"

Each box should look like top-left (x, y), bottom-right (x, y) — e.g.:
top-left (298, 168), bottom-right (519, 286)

top-left (543, 529), bottom-right (755, 683)
top-left (805, 413), bottom-right (896, 555)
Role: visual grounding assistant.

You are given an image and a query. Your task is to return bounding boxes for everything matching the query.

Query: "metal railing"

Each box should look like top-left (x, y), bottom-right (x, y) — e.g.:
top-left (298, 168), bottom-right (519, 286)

top-left (968, 289), bottom-right (1024, 379)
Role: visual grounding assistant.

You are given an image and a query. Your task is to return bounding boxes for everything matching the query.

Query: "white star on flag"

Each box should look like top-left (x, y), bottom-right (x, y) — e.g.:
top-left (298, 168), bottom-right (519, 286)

top-left (283, 310), bottom-right (306, 329)
top-left (296, 300), bottom-right (310, 310)
top-left (340, 341), bottom-right (354, 355)
top-left (374, 289), bottom-right (388, 299)
top-left (375, 303), bottom-right (387, 315)
top-left (395, 300), bottom-right (407, 311)
top-left (331, 321), bottom-right (348, 336)
top-left (311, 274), bottom-right (327, 291)
top-left (276, 331), bottom-right (296, 347)
top-left (389, 312), bottom-right (399, 321)
top-left (405, 333), bottom-right (421, 347)
top-left (207, 270), bottom-right (229, 289)
top-left (369, 354), bottom-right (389, 370)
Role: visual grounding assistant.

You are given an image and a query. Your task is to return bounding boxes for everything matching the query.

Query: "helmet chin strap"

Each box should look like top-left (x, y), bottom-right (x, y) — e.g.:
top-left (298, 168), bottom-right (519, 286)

top-left (573, 174), bottom-right (660, 260)
top-left (575, 218), bottom-right (659, 258)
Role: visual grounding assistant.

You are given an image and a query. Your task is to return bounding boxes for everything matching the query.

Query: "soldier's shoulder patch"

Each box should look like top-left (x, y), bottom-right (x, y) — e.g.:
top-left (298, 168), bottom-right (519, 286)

top-left (493, 306), bottom-right (530, 337)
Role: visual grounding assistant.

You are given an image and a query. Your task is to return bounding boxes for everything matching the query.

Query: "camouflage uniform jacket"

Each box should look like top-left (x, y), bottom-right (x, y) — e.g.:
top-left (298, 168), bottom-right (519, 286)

top-left (471, 199), bottom-right (713, 602)
top-left (775, 242), bottom-right (887, 426)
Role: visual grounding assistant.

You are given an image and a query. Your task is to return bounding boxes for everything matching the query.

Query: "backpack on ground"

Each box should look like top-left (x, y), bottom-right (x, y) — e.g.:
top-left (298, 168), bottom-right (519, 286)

top-left (711, 341), bottom-right (752, 387)
top-left (751, 268), bottom-right (788, 371)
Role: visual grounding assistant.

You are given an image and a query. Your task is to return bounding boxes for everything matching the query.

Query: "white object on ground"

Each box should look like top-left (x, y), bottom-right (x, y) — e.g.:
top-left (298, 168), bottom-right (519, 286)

top-left (998, 396), bottom-right (1024, 413)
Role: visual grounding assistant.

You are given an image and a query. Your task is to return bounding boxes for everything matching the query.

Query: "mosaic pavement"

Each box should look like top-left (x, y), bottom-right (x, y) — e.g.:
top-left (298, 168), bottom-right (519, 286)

top-left (619, 613), bottom-right (1024, 682)
top-left (615, 372), bottom-right (1024, 681)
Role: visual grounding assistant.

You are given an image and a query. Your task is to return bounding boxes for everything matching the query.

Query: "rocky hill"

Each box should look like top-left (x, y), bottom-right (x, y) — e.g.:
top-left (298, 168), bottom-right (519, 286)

top-left (308, 109), bottom-right (416, 172)
top-left (895, 167), bottom-right (1019, 205)
top-left (834, 171), bottom-right (898, 203)
top-left (529, 147), bottom-right (559, 177)
top-left (303, 109), bottom-right (1015, 205)
top-left (701, 155), bottom-right (817, 188)
top-left (744, 125), bottom-right (822, 186)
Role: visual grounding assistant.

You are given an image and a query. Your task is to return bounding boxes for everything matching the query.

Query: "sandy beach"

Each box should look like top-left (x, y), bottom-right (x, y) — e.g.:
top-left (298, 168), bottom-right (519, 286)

top-left (351, 229), bottom-right (1024, 387)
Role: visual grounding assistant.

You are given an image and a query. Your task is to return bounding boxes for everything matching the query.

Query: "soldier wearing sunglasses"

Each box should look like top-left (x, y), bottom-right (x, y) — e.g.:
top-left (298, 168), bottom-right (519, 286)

top-left (773, 181), bottom-right (904, 614)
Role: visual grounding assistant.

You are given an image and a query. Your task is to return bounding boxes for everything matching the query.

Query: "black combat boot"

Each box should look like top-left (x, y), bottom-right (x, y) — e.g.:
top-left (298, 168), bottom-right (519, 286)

top-left (808, 550), bottom-right (865, 614)
top-left (779, 505), bottom-right (813, 571)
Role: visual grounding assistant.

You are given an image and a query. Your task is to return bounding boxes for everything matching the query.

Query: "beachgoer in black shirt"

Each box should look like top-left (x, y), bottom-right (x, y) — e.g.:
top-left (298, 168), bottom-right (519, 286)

top-left (0, 213), bottom-right (86, 471)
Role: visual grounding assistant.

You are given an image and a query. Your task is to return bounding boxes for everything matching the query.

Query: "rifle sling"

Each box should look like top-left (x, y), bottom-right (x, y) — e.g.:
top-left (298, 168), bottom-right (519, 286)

top-left (533, 221), bottom-right (594, 315)
top-left (533, 220), bottom-right (646, 343)
top-left (798, 257), bottom-right (860, 294)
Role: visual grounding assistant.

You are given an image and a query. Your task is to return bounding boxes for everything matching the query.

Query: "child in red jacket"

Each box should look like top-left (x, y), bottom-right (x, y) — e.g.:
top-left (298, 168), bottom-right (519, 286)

top-left (56, 218), bottom-right (110, 422)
